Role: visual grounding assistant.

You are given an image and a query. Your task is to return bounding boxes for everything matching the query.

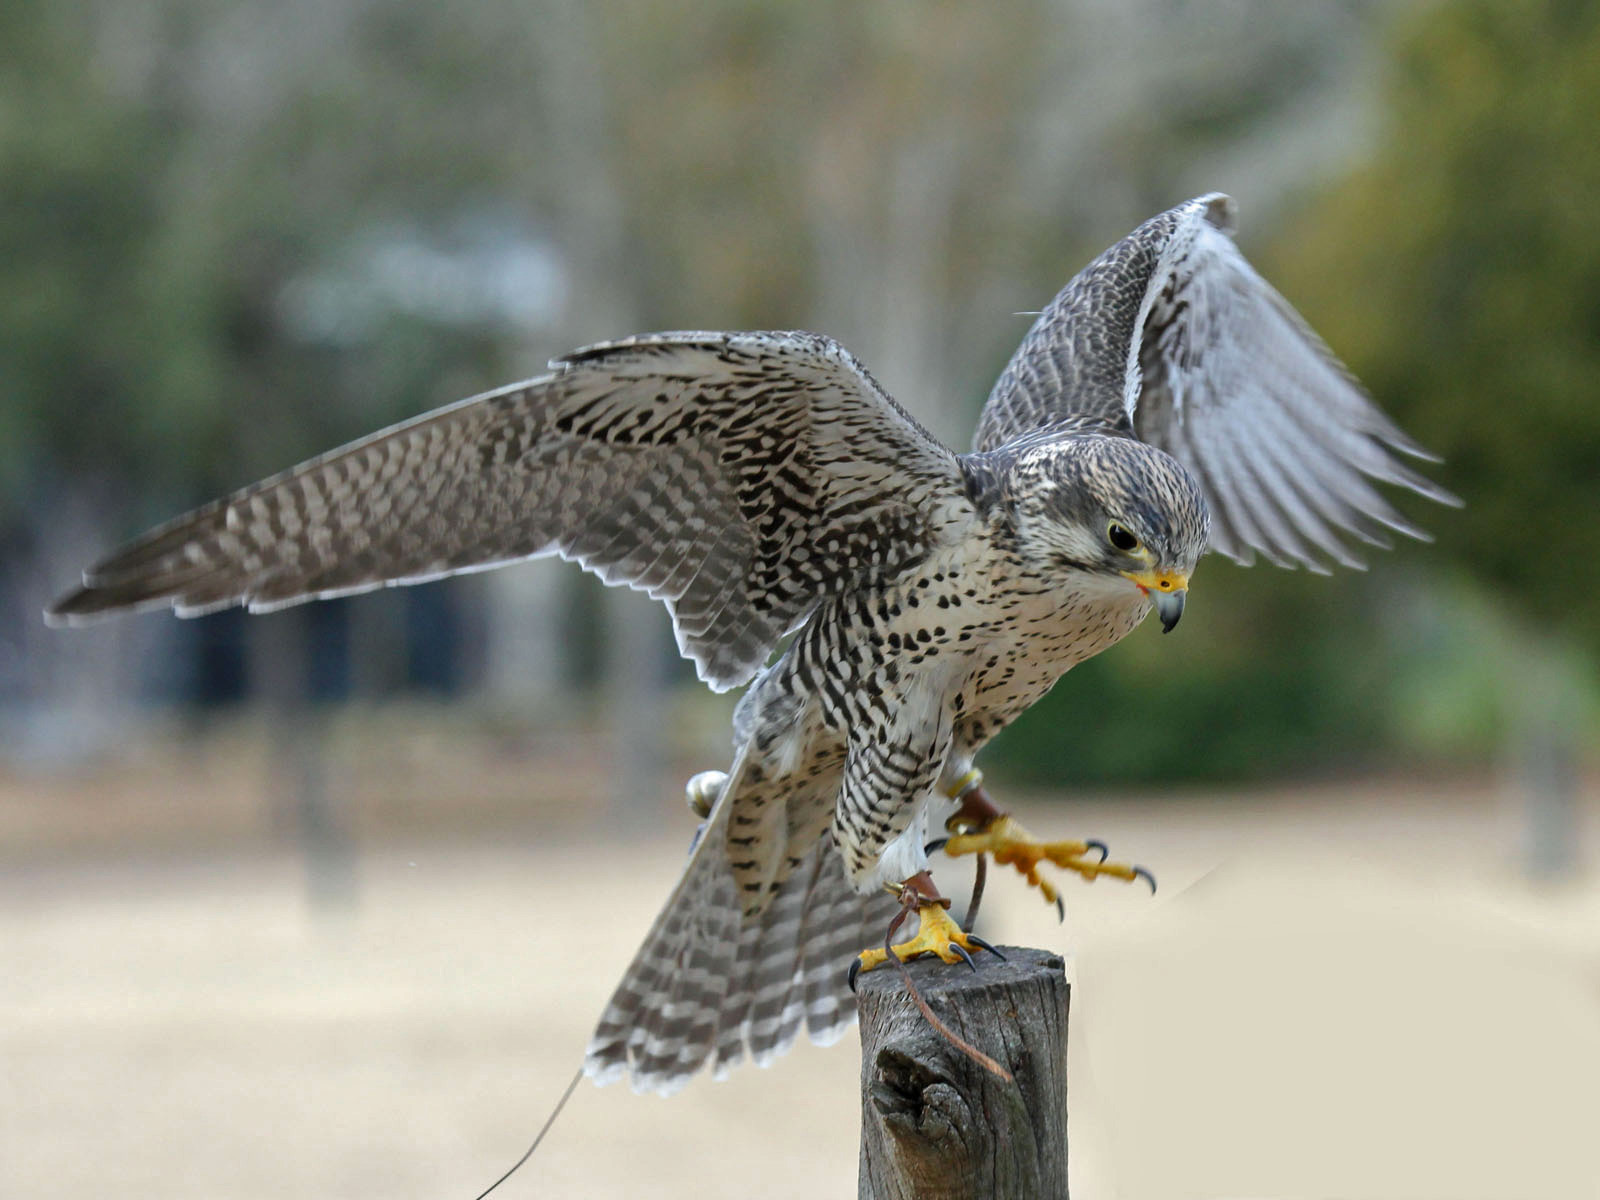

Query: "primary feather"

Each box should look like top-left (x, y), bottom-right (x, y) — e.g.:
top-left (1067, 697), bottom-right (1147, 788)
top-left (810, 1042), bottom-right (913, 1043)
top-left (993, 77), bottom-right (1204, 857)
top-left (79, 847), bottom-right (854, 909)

top-left (977, 193), bottom-right (1460, 571)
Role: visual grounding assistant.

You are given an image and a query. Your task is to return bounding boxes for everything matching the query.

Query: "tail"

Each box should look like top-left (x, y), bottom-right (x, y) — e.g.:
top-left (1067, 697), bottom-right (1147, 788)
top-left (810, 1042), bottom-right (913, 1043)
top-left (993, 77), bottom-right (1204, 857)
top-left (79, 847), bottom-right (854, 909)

top-left (584, 761), bottom-right (899, 1094)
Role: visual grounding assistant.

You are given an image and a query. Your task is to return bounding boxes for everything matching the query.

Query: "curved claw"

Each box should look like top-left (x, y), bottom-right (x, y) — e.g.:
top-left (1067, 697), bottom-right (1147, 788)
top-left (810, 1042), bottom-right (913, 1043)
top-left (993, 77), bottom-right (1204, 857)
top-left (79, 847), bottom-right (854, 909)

top-left (966, 934), bottom-right (1006, 961)
top-left (1133, 866), bottom-right (1157, 895)
top-left (847, 958), bottom-right (863, 993)
top-left (924, 837), bottom-right (950, 855)
top-left (1084, 839), bottom-right (1109, 863)
top-left (949, 941), bottom-right (977, 972)
top-left (1055, 894), bottom-right (1065, 923)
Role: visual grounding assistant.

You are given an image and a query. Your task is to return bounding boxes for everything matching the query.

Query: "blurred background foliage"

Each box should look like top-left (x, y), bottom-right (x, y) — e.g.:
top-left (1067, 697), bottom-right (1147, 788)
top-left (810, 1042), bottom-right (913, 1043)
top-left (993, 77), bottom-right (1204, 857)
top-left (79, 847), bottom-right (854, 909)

top-left (1273, 0), bottom-right (1600, 652)
top-left (2, 0), bottom-right (1595, 790)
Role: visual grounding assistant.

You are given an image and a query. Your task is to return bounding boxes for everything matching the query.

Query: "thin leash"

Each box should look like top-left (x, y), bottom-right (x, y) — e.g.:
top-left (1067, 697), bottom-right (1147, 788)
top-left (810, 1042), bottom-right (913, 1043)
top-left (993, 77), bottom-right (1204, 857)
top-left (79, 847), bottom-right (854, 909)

top-left (470, 1066), bottom-right (583, 1200)
top-left (880, 881), bottom-right (1012, 1083)
top-left (471, 836), bottom-right (1001, 1194)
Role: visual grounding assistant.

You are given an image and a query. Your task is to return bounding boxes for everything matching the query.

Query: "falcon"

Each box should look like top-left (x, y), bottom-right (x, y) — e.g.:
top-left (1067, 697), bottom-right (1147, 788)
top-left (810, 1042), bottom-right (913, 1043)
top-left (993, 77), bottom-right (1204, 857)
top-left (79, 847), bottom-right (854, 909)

top-left (47, 194), bottom-right (1457, 1093)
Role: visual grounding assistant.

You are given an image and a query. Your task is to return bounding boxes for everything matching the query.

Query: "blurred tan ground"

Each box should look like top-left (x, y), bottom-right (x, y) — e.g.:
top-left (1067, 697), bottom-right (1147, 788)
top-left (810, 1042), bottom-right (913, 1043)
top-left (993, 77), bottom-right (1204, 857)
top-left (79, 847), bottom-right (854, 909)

top-left (3, 722), bottom-right (1598, 1199)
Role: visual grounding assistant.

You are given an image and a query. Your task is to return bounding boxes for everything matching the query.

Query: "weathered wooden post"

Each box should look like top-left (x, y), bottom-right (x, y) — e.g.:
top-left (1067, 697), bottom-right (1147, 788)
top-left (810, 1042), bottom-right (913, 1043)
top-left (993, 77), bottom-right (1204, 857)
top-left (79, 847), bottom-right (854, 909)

top-left (856, 946), bottom-right (1070, 1200)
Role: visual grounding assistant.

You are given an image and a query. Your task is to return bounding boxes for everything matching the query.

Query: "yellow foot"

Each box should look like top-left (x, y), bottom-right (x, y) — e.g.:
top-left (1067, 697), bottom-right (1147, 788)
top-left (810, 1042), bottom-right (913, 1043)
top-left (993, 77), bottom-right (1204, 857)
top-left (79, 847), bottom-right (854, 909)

top-left (847, 899), bottom-right (1003, 991)
top-left (943, 815), bottom-right (1156, 912)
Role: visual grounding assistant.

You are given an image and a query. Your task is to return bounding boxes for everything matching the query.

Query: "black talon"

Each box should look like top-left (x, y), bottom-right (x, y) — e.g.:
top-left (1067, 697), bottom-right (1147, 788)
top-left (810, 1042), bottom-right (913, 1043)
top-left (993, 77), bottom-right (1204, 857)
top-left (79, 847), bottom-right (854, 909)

top-left (924, 837), bottom-right (950, 855)
top-left (847, 958), bottom-right (862, 993)
top-left (950, 942), bottom-right (977, 972)
top-left (1084, 838), bottom-right (1109, 862)
top-left (1055, 895), bottom-right (1065, 923)
top-left (967, 934), bottom-right (1006, 961)
top-left (1133, 866), bottom-right (1157, 894)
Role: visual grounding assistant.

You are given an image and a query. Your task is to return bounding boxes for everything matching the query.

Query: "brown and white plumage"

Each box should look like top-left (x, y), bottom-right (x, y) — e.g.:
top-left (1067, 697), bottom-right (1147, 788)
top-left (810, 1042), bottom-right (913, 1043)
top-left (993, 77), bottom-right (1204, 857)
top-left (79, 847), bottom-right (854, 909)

top-left (47, 195), bottom-right (1456, 1093)
top-left (49, 332), bottom-right (966, 692)
top-left (978, 193), bottom-right (1459, 569)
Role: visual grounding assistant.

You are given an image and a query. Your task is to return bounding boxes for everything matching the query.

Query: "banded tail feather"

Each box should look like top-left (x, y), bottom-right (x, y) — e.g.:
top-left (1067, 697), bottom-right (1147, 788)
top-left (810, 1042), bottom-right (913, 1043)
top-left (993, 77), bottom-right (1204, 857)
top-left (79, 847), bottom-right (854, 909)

top-left (585, 754), bottom-right (900, 1093)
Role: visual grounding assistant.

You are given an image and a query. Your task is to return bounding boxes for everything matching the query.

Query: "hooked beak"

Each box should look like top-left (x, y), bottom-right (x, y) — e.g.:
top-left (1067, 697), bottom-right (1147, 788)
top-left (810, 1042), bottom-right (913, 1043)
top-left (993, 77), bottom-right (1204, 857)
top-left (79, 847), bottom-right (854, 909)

top-left (1121, 569), bottom-right (1189, 634)
top-left (1152, 588), bottom-right (1186, 633)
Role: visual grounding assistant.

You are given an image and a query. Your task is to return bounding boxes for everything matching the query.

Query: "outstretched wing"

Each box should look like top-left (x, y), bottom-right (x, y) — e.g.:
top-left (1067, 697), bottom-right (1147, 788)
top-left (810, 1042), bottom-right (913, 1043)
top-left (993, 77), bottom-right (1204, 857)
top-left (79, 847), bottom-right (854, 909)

top-left (975, 194), bottom-right (1459, 571)
top-left (48, 331), bottom-right (966, 691)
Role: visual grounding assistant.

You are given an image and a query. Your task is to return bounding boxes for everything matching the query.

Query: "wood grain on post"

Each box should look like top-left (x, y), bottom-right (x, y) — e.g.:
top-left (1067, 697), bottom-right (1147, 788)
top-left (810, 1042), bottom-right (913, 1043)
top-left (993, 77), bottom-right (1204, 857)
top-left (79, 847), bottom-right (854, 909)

top-left (856, 946), bottom-right (1070, 1200)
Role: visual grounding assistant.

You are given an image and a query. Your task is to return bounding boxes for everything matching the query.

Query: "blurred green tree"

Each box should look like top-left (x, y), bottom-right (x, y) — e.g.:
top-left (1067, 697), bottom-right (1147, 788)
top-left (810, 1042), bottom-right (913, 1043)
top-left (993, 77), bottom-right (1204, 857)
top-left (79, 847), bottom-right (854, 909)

top-left (0, 0), bottom-right (576, 520)
top-left (1269, 0), bottom-right (1600, 655)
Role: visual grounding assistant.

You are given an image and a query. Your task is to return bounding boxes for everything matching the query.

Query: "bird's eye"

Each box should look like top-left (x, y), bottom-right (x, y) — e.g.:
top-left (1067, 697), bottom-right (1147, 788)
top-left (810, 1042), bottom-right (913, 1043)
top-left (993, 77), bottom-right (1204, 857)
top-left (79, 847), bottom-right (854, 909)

top-left (1107, 522), bottom-right (1140, 552)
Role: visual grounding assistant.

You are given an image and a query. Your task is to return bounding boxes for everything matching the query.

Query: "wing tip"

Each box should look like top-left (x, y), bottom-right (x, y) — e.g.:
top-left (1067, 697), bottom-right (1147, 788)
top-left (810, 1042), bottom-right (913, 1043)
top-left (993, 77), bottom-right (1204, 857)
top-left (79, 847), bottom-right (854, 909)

top-left (43, 585), bottom-right (225, 630)
top-left (42, 589), bottom-right (101, 628)
top-left (45, 575), bottom-right (254, 626)
top-left (1423, 480), bottom-right (1465, 510)
top-left (44, 584), bottom-right (168, 627)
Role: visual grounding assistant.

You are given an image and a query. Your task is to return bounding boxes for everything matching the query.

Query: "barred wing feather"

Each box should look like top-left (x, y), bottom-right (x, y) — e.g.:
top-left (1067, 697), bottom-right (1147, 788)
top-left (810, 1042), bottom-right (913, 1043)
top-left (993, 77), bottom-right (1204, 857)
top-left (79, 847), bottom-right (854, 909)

top-left (47, 332), bottom-right (965, 691)
top-left (976, 194), bottom-right (1458, 571)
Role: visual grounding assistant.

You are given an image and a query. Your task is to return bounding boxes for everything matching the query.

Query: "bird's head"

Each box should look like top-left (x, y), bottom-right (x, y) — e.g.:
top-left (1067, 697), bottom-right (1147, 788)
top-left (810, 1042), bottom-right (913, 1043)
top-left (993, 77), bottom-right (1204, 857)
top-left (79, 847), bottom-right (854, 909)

top-left (1007, 435), bottom-right (1210, 632)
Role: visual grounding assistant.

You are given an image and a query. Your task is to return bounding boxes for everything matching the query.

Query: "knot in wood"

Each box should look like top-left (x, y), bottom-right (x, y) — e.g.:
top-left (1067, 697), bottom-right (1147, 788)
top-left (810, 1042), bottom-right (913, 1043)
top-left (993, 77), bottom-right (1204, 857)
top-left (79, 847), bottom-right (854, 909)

top-left (856, 945), bottom-right (1070, 1200)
